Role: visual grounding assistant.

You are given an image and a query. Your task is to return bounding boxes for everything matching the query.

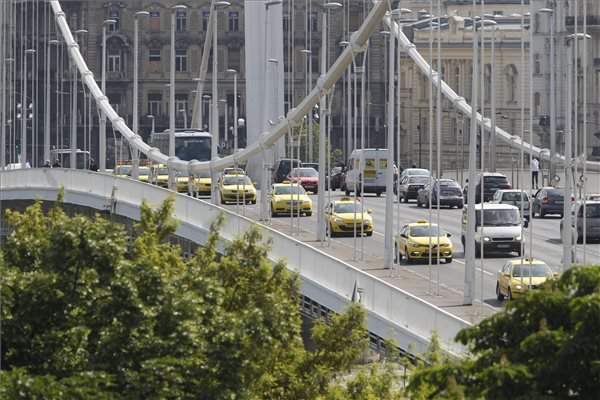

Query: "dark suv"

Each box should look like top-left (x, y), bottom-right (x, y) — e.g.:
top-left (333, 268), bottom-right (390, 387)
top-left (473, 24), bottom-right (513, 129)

top-left (532, 187), bottom-right (568, 218)
top-left (272, 158), bottom-right (301, 183)
top-left (463, 173), bottom-right (511, 204)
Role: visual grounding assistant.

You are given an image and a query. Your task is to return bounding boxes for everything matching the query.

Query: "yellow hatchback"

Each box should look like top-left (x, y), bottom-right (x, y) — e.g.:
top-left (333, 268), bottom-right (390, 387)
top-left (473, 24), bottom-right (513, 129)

top-left (496, 258), bottom-right (557, 301)
top-left (325, 197), bottom-right (373, 237)
top-left (219, 174), bottom-right (257, 204)
top-left (395, 221), bottom-right (453, 264)
top-left (270, 183), bottom-right (313, 217)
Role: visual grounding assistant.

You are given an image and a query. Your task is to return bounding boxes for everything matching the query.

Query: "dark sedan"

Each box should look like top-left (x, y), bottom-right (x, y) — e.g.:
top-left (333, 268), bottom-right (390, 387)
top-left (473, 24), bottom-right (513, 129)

top-left (417, 179), bottom-right (464, 208)
top-left (398, 175), bottom-right (431, 203)
top-left (532, 187), bottom-right (569, 218)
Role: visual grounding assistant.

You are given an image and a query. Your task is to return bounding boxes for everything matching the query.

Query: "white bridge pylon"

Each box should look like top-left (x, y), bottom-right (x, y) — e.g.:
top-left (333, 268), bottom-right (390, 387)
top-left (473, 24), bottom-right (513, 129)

top-left (50, 0), bottom-right (600, 174)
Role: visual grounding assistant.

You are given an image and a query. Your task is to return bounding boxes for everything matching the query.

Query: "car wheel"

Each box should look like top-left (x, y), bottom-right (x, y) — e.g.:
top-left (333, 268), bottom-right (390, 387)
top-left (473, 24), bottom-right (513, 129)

top-left (496, 283), bottom-right (505, 301)
top-left (403, 194), bottom-right (409, 203)
top-left (404, 247), bottom-right (412, 264)
top-left (345, 189), bottom-right (351, 196)
top-left (540, 210), bottom-right (546, 218)
top-left (367, 231), bottom-right (373, 237)
top-left (475, 244), bottom-right (481, 258)
top-left (461, 235), bottom-right (465, 248)
top-left (305, 212), bottom-right (312, 217)
top-left (377, 192), bottom-right (382, 197)
top-left (394, 244), bottom-right (400, 263)
top-left (458, 202), bottom-right (464, 209)
top-left (271, 206), bottom-right (277, 218)
top-left (508, 288), bottom-right (513, 301)
top-left (445, 257), bottom-right (452, 264)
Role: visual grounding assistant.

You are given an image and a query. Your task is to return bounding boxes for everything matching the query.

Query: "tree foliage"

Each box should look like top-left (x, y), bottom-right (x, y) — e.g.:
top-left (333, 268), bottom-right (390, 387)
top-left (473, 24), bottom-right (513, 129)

top-left (407, 266), bottom-right (600, 399)
top-left (0, 197), bottom-right (395, 399)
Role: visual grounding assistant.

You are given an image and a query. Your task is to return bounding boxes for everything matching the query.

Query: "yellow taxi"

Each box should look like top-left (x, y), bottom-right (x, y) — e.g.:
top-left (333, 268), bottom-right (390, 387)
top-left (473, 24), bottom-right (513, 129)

top-left (395, 221), bottom-right (453, 264)
top-left (219, 174), bottom-right (257, 204)
top-left (325, 197), bottom-right (373, 237)
top-left (137, 166), bottom-right (151, 183)
top-left (151, 164), bottom-right (170, 188)
top-left (270, 183), bottom-right (313, 217)
top-left (496, 258), bottom-right (557, 301)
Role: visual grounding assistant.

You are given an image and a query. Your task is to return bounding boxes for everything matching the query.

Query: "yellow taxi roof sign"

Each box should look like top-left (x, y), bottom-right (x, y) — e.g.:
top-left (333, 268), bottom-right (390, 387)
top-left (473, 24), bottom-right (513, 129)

top-left (415, 220), bottom-right (428, 224)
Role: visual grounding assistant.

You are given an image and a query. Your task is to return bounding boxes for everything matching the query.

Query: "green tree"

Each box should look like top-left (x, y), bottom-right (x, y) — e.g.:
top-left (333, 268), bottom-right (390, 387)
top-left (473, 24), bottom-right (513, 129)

top-left (407, 266), bottom-right (600, 399)
top-left (1, 197), bottom-right (388, 399)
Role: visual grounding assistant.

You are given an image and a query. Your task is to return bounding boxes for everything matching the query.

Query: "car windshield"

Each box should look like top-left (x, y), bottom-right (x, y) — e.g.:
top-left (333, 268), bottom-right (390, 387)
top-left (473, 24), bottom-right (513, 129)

top-left (476, 209), bottom-right (521, 226)
top-left (410, 225), bottom-right (441, 237)
top-left (440, 181), bottom-right (460, 188)
top-left (502, 192), bottom-right (528, 202)
top-left (512, 264), bottom-right (552, 278)
top-left (334, 203), bottom-right (361, 213)
top-left (579, 204), bottom-right (600, 218)
top-left (547, 189), bottom-right (564, 198)
top-left (223, 175), bottom-right (252, 185)
top-left (290, 168), bottom-right (318, 177)
top-left (407, 169), bottom-right (430, 176)
top-left (409, 176), bottom-right (430, 184)
top-left (138, 167), bottom-right (150, 176)
top-left (274, 185), bottom-right (306, 195)
top-left (483, 176), bottom-right (509, 186)
top-left (116, 166), bottom-right (132, 175)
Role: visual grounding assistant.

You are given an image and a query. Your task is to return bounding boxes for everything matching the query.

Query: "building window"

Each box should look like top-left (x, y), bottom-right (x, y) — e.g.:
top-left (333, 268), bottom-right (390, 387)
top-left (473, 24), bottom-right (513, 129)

top-left (175, 94), bottom-right (188, 115)
top-left (108, 53), bottom-right (121, 72)
top-left (534, 53), bottom-right (541, 74)
top-left (149, 10), bottom-right (160, 31)
top-left (108, 9), bottom-right (120, 32)
top-left (176, 10), bottom-right (187, 32)
top-left (229, 47), bottom-right (241, 70)
top-left (229, 11), bottom-right (239, 32)
top-left (175, 49), bottom-right (188, 72)
top-left (149, 48), bottom-right (161, 62)
top-left (308, 12), bottom-right (318, 32)
top-left (148, 93), bottom-right (162, 116)
top-left (203, 11), bottom-right (210, 31)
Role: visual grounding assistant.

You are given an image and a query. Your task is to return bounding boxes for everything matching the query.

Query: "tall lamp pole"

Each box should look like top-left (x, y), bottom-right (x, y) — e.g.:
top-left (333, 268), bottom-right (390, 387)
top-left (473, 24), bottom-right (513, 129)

top-left (211, 1), bottom-right (231, 203)
top-left (21, 48), bottom-right (35, 167)
top-left (383, 15), bottom-right (395, 268)
top-left (132, 11), bottom-right (149, 179)
top-left (169, 5), bottom-right (187, 189)
top-left (539, 7), bottom-right (554, 180)
top-left (147, 114), bottom-right (155, 135)
top-left (226, 68), bottom-right (238, 153)
top-left (100, 19), bottom-right (116, 171)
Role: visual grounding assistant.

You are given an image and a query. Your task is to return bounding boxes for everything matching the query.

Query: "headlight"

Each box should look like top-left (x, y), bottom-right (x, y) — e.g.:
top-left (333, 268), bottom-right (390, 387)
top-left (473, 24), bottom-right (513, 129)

top-left (515, 235), bottom-right (522, 241)
top-left (483, 236), bottom-right (491, 242)
top-left (515, 284), bottom-right (523, 290)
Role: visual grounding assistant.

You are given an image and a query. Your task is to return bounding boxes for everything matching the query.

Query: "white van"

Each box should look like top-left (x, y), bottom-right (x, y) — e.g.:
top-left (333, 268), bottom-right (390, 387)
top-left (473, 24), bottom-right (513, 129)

top-left (461, 203), bottom-right (526, 257)
top-left (343, 149), bottom-right (394, 197)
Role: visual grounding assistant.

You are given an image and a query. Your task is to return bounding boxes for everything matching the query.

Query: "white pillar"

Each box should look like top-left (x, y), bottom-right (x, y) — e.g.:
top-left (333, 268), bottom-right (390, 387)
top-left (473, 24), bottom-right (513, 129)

top-left (317, 12), bottom-right (327, 242)
top-left (384, 26), bottom-right (395, 268)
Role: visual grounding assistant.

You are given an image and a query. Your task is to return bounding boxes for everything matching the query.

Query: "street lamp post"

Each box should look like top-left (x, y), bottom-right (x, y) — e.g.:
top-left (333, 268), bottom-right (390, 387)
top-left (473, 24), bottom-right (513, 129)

top-left (100, 19), bottom-right (116, 171)
top-left (147, 115), bottom-right (155, 135)
top-left (132, 11), bottom-right (149, 179)
top-left (538, 8), bottom-right (555, 179)
top-left (70, 30), bottom-right (87, 169)
top-left (169, 5), bottom-right (187, 190)
top-left (383, 18), bottom-right (395, 268)
top-left (211, 1), bottom-right (231, 204)
top-left (226, 69), bottom-right (238, 153)
top-left (219, 98), bottom-right (227, 150)
top-left (21, 49), bottom-right (35, 167)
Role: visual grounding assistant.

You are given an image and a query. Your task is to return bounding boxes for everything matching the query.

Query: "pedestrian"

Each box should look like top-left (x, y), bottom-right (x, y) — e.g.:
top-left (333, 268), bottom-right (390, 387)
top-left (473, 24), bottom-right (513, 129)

top-left (411, 163), bottom-right (417, 168)
top-left (89, 158), bottom-right (98, 171)
top-left (531, 157), bottom-right (540, 189)
top-left (52, 159), bottom-right (61, 168)
top-left (43, 160), bottom-right (51, 168)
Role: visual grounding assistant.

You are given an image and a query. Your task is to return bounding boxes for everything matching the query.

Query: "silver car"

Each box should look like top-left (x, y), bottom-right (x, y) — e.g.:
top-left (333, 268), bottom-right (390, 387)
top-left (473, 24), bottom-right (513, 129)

top-left (491, 189), bottom-right (531, 220)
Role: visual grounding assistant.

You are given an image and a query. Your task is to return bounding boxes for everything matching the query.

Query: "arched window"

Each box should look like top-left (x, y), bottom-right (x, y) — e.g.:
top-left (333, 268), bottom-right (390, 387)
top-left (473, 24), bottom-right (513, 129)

top-left (505, 64), bottom-right (518, 103)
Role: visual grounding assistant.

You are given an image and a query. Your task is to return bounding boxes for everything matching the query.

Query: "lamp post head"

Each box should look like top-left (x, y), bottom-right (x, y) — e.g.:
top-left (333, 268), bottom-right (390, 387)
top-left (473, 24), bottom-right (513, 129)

top-left (135, 11), bottom-right (150, 17)
top-left (268, 58), bottom-right (279, 63)
top-left (74, 29), bottom-right (88, 35)
top-left (300, 49), bottom-right (312, 54)
top-left (226, 68), bottom-right (238, 74)
top-left (324, 2), bottom-right (343, 10)
top-left (103, 19), bottom-right (117, 25)
top-left (147, 115), bottom-right (155, 120)
top-left (172, 4), bottom-right (187, 11)
top-left (215, 1), bottom-right (231, 9)
top-left (219, 99), bottom-right (227, 103)
top-left (538, 8), bottom-right (553, 14)
top-left (338, 41), bottom-right (349, 47)
top-left (25, 49), bottom-right (36, 55)
top-left (264, 0), bottom-right (282, 7)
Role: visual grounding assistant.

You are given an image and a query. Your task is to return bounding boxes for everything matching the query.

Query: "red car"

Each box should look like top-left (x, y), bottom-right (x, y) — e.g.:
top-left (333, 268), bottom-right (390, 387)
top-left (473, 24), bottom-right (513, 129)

top-left (287, 167), bottom-right (319, 193)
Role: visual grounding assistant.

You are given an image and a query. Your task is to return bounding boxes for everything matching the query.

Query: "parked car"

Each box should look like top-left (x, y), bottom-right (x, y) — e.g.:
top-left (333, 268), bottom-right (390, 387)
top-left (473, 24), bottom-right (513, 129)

top-left (463, 172), bottom-right (511, 204)
top-left (397, 175), bottom-right (431, 203)
top-left (491, 189), bottom-right (531, 220)
top-left (272, 158), bottom-right (302, 183)
top-left (327, 166), bottom-right (345, 191)
top-left (532, 187), bottom-right (568, 218)
top-left (287, 167), bottom-right (319, 193)
top-left (560, 200), bottom-right (600, 243)
top-left (416, 179), bottom-right (464, 209)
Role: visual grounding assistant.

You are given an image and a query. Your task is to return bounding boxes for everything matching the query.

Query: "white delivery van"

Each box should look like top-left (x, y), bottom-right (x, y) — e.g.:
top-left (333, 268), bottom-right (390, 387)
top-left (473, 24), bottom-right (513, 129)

top-left (343, 149), bottom-right (394, 197)
top-left (461, 203), bottom-right (526, 257)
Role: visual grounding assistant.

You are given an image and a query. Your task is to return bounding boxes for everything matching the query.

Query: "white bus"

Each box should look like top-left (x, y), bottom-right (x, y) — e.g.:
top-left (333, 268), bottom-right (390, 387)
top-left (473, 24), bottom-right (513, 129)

top-left (151, 129), bottom-right (212, 162)
top-left (343, 148), bottom-right (395, 197)
top-left (50, 148), bottom-right (92, 169)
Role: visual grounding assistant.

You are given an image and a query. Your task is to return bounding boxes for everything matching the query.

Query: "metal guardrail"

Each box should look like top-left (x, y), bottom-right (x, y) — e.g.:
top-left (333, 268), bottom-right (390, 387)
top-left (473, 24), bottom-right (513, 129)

top-left (0, 169), bottom-right (471, 356)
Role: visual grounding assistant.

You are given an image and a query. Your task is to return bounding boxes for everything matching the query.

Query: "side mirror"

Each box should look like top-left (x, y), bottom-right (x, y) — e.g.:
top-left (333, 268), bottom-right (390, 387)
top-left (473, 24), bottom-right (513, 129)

top-left (367, 209), bottom-right (373, 214)
top-left (446, 233), bottom-right (452, 238)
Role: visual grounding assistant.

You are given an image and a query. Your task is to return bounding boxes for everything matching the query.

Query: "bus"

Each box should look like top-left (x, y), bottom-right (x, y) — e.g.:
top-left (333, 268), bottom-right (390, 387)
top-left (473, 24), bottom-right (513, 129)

top-left (150, 129), bottom-right (212, 162)
top-left (50, 148), bottom-right (92, 169)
